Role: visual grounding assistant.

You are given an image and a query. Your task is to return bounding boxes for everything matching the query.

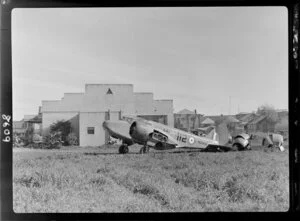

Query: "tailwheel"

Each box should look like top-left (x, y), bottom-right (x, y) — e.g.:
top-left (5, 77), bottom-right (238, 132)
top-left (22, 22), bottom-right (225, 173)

top-left (119, 144), bottom-right (129, 154)
top-left (216, 147), bottom-right (225, 152)
top-left (246, 144), bottom-right (251, 150)
top-left (232, 143), bottom-right (242, 151)
top-left (139, 145), bottom-right (150, 154)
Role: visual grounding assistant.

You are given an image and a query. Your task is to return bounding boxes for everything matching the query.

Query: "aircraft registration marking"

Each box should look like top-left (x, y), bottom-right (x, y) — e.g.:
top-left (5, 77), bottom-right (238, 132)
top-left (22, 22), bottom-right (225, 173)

top-left (177, 133), bottom-right (187, 143)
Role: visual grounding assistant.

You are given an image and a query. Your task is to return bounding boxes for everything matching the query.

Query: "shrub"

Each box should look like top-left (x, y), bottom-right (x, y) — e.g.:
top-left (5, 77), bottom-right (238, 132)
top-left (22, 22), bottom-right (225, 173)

top-left (43, 132), bottom-right (63, 149)
top-left (50, 120), bottom-right (71, 145)
top-left (23, 127), bottom-right (34, 146)
top-left (66, 133), bottom-right (78, 146)
top-left (13, 134), bottom-right (25, 147)
top-left (32, 134), bottom-right (43, 143)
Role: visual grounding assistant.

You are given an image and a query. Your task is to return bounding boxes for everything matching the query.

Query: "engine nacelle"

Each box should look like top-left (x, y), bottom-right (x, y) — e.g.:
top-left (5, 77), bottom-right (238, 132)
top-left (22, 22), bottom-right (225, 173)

top-left (129, 120), bottom-right (153, 145)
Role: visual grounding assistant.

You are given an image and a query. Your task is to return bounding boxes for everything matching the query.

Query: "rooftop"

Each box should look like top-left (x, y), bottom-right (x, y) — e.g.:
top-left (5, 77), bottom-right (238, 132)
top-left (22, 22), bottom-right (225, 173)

top-left (248, 115), bottom-right (267, 124)
top-left (176, 109), bottom-right (195, 115)
top-left (200, 117), bottom-right (215, 125)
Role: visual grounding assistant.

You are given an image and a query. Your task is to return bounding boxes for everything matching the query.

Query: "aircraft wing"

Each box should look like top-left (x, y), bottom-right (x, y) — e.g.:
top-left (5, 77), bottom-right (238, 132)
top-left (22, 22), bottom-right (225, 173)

top-left (149, 128), bottom-right (180, 147)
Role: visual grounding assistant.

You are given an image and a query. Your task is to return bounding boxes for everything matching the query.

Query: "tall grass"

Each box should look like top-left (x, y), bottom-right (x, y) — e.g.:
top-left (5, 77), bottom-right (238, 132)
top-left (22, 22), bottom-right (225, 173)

top-left (13, 147), bottom-right (289, 212)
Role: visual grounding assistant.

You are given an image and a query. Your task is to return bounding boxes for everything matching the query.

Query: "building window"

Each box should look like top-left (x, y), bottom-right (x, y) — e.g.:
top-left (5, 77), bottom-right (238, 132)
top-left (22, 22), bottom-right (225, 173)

top-left (87, 127), bottom-right (95, 134)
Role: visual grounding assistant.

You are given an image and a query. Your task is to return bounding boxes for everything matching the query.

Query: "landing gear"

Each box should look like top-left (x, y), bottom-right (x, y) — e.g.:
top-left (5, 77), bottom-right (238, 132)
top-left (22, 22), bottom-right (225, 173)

top-left (119, 144), bottom-right (129, 154)
top-left (245, 144), bottom-right (252, 150)
top-left (232, 143), bottom-right (242, 151)
top-left (139, 145), bottom-right (150, 154)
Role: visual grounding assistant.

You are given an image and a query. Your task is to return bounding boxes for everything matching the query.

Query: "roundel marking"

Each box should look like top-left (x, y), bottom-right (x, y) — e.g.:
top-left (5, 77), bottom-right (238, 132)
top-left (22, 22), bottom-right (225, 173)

top-left (189, 137), bottom-right (195, 144)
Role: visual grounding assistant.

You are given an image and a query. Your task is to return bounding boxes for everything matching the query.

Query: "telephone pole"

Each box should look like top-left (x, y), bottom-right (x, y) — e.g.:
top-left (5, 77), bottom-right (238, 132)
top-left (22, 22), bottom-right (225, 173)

top-left (228, 96), bottom-right (231, 115)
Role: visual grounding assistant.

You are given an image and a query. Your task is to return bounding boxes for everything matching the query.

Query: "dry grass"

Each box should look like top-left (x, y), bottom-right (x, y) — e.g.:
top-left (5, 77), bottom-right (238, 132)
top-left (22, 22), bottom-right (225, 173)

top-left (13, 145), bottom-right (289, 212)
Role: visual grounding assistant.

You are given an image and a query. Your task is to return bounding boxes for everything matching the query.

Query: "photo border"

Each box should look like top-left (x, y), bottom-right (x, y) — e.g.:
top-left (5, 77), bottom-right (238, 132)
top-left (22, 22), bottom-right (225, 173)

top-left (1, 0), bottom-right (299, 220)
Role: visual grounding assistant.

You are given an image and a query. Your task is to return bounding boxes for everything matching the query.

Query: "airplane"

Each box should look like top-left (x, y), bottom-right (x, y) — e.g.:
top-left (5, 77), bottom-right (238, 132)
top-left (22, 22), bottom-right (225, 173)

top-left (103, 116), bottom-right (234, 154)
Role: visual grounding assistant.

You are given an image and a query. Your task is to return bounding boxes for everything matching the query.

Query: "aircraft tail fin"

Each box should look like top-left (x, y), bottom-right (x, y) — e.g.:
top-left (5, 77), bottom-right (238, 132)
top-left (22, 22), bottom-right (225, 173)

top-left (215, 122), bottom-right (231, 145)
top-left (206, 127), bottom-right (218, 141)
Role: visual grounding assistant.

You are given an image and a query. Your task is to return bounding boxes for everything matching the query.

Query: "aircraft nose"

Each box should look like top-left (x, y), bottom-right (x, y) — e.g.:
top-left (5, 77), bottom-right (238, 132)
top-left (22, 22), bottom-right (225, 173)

top-left (129, 121), bottom-right (137, 136)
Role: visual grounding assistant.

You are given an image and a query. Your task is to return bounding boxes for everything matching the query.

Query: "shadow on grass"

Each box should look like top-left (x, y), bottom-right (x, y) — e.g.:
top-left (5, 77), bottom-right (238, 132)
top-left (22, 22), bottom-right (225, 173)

top-left (83, 147), bottom-right (265, 156)
top-left (83, 149), bottom-right (207, 156)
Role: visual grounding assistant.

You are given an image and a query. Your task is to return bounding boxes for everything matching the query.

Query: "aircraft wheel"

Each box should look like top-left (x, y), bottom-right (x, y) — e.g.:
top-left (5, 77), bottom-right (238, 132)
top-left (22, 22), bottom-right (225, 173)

top-left (262, 138), bottom-right (265, 146)
top-left (246, 144), bottom-right (251, 150)
top-left (119, 145), bottom-right (129, 154)
top-left (216, 147), bottom-right (225, 152)
top-left (232, 143), bottom-right (242, 151)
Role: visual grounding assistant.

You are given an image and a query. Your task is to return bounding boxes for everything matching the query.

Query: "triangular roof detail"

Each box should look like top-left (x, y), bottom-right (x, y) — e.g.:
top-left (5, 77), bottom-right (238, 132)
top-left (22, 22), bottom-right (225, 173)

top-left (106, 88), bottom-right (113, 94)
top-left (201, 117), bottom-right (215, 125)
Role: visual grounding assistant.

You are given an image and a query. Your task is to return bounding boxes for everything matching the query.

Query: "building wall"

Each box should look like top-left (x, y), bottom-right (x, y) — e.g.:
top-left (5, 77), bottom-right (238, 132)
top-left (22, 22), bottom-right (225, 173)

top-left (81, 84), bottom-right (135, 114)
top-left (257, 120), bottom-right (275, 132)
top-left (153, 100), bottom-right (174, 127)
top-left (247, 120), bottom-right (275, 133)
top-left (69, 114), bottom-right (80, 142)
top-left (134, 93), bottom-right (154, 115)
top-left (138, 115), bottom-right (168, 125)
top-left (79, 112), bottom-right (106, 147)
top-left (13, 121), bottom-right (26, 136)
top-left (41, 84), bottom-right (174, 146)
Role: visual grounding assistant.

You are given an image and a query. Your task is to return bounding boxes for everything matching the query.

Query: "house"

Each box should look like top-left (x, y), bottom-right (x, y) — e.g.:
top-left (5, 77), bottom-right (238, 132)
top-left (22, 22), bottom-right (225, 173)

top-left (25, 113), bottom-right (42, 135)
top-left (274, 111), bottom-right (288, 138)
top-left (222, 116), bottom-right (240, 133)
top-left (13, 120), bottom-right (26, 137)
top-left (13, 107), bottom-right (43, 137)
top-left (235, 112), bottom-right (250, 119)
top-left (246, 115), bottom-right (276, 133)
top-left (199, 117), bottom-right (215, 127)
top-left (236, 113), bottom-right (256, 123)
top-left (174, 109), bottom-right (203, 132)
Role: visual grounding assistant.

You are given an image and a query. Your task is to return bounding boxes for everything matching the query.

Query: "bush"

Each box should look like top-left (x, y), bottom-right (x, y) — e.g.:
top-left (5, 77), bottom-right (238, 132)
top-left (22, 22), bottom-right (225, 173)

top-left (13, 134), bottom-right (24, 147)
top-left (66, 133), bottom-right (78, 146)
top-left (32, 134), bottom-right (43, 143)
top-left (43, 132), bottom-right (63, 149)
top-left (23, 127), bottom-right (34, 146)
top-left (50, 120), bottom-right (72, 145)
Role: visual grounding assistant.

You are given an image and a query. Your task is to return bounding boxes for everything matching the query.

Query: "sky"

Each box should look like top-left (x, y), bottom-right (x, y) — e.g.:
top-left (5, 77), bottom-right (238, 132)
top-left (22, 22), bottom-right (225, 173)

top-left (12, 7), bottom-right (288, 120)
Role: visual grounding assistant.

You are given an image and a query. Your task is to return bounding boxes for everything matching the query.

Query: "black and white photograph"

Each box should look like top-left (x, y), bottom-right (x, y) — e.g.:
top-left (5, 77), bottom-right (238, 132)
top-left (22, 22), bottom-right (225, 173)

top-left (11, 6), bottom-right (289, 212)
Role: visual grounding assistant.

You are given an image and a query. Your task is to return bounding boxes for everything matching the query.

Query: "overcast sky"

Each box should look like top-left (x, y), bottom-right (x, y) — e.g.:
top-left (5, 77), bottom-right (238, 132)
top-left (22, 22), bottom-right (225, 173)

top-left (12, 7), bottom-right (288, 120)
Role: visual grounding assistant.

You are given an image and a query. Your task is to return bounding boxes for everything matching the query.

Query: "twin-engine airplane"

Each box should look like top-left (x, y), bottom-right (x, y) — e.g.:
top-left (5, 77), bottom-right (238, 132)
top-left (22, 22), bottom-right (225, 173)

top-left (102, 117), bottom-right (233, 154)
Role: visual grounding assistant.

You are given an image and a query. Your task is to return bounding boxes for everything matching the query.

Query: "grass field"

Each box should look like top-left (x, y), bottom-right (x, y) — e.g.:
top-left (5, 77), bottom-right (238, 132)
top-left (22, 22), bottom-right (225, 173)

top-left (13, 144), bottom-right (289, 212)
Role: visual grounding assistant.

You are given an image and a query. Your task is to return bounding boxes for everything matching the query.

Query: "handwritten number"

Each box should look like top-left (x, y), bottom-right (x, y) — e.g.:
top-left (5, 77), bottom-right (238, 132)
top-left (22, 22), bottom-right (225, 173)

top-left (2, 114), bottom-right (11, 143)
top-left (4, 129), bottom-right (10, 135)
top-left (3, 122), bottom-right (10, 127)
top-left (2, 114), bottom-right (11, 122)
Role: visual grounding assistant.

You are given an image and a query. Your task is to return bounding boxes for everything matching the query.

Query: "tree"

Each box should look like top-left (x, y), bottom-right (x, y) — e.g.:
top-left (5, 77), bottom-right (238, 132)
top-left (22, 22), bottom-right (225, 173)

top-left (256, 104), bottom-right (279, 123)
top-left (50, 120), bottom-right (72, 145)
top-left (24, 126), bottom-right (34, 146)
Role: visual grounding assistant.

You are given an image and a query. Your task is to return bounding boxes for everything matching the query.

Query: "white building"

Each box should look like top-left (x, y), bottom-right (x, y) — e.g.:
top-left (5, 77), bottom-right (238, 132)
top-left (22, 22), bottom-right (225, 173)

top-left (41, 84), bottom-right (174, 146)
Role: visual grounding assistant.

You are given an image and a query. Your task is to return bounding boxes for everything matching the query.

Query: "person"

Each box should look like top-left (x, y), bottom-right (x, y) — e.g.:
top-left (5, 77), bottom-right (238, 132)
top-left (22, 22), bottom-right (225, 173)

top-left (272, 133), bottom-right (285, 151)
top-left (262, 133), bottom-right (284, 151)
